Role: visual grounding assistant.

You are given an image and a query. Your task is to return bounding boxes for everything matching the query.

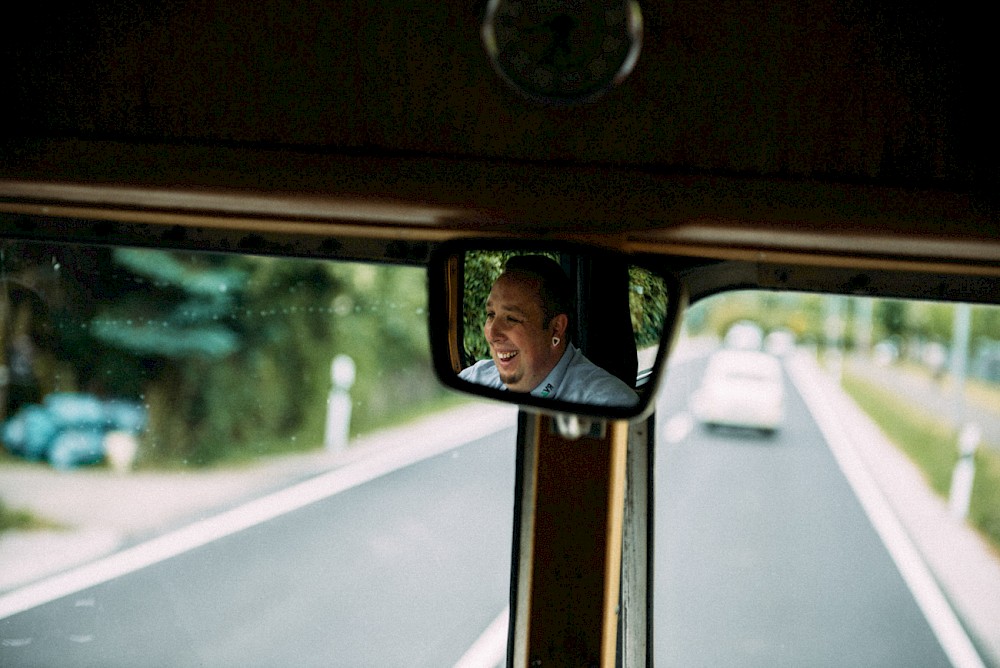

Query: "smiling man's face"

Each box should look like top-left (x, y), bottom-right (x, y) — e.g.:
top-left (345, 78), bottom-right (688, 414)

top-left (483, 272), bottom-right (566, 392)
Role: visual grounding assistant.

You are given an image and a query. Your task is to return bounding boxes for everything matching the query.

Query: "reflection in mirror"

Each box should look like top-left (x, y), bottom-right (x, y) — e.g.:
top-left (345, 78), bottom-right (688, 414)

top-left (433, 245), bottom-right (679, 418)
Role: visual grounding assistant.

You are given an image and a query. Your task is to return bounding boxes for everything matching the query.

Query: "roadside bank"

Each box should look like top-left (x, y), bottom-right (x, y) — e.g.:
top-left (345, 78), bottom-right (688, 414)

top-left (0, 401), bottom-right (516, 595)
top-left (789, 352), bottom-right (1000, 668)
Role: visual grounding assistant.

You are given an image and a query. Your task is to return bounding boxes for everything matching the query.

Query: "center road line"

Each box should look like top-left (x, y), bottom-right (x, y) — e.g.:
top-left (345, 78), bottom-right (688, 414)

top-left (453, 607), bottom-right (509, 668)
top-left (0, 404), bottom-right (518, 620)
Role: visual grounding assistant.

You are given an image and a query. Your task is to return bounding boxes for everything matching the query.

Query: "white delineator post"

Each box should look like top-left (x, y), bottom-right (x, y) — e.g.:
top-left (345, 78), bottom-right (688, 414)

top-left (949, 423), bottom-right (981, 520)
top-left (325, 354), bottom-right (356, 453)
top-left (104, 431), bottom-right (139, 473)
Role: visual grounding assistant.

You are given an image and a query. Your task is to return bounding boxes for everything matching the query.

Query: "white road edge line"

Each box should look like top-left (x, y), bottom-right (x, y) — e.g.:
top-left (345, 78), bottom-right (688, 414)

top-left (0, 409), bottom-right (518, 621)
top-left (453, 607), bottom-right (509, 668)
top-left (786, 353), bottom-right (986, 668)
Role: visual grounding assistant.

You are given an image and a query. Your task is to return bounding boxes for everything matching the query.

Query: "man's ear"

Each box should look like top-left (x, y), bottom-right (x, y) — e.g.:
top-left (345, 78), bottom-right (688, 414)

top-left (550, 313), bottom-right (569, 339)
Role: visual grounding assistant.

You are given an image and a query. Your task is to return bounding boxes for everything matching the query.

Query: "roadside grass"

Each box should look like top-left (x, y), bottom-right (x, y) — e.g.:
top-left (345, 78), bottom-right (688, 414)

top-left (970, 447), bottom-right (1000, 554)
top-left (169, 389), bottom-right (476, 469)
top-left (841, 371), bottom-right (1000, 553)
top-left (895, 360), bottom-right (1000, 414)
top-left (347, 389), bottom-right (476, 439)
top-left (0, 499), bottom-right (63, 534)
top-left (0, 390), bottom-right (478, 535)
top-left (4, 389), bottom-right (476, 471)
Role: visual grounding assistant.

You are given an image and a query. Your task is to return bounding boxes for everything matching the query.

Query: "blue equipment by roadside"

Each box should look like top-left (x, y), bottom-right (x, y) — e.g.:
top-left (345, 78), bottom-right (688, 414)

top-left (1, 393), bottom-right (147, 470)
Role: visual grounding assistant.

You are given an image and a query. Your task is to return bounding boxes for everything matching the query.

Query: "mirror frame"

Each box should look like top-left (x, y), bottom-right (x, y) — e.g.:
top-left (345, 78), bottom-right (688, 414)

top-left (427, 239), bottom-right (687, 421)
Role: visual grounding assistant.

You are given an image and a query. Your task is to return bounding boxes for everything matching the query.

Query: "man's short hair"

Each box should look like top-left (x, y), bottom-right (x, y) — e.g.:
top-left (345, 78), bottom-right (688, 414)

top-left (502, 255), bottom-right (573, 329)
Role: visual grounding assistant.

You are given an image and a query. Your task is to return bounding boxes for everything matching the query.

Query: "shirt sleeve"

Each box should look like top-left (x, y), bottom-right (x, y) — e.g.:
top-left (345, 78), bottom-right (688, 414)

top-left (459, 359), bottom-right (504, 390)
top-left (556, 352), bottom-right (639, 407)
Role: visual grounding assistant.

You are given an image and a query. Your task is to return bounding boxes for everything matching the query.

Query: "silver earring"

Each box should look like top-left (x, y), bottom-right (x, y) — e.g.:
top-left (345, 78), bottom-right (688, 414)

top-left (552, 337), bottom-right (560, 347)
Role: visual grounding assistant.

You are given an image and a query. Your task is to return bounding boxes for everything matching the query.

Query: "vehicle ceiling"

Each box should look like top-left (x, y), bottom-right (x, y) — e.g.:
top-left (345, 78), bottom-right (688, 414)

top-left (0, 2), bottom-right (997, 288)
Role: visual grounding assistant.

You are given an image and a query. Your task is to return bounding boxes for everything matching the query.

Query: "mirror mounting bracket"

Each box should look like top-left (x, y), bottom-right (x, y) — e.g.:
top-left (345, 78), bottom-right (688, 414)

top-left (553, 413), bottom-right (606, 440)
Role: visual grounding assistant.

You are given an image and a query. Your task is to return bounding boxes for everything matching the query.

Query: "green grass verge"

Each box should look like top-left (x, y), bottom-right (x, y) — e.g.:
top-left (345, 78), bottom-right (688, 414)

top-left (174, 389), bottom-right (477, 469)
top-left (0, 499), bottom-right (61, 533)
top-left (5, 389), bottom-right (476, 471)
top-left (841, 371), bottom-right (1000, 554)
top-left (970, 447), bottom-right (1000, 554)
top-left (349, 390), bottom-right (475, 438)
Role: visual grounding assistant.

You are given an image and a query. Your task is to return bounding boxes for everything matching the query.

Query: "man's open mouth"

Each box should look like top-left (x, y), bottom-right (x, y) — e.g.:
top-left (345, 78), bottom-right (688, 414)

top-left (496, 350), bottom-right (518, 362)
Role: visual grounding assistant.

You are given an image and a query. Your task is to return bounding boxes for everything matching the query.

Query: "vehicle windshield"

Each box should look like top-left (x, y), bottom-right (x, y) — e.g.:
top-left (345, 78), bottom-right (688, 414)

top-left (656, 290), bottom-right (1000, 667)
top-left (3, 238), bottom-right (999, 668)
top-left (0, 238), bottom-right (516, 667)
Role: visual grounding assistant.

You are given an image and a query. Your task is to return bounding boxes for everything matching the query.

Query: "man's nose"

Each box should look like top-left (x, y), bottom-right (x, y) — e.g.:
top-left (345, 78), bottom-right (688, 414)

top-left (486, 319), bottom-right (506, 340)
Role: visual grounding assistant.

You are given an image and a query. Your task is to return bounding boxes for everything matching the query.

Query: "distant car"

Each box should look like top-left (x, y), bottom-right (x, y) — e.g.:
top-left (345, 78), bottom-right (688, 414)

top-left (921, 342), bottom-right (949, 378)
top-left (723, 321), bottom-right (764, 351)
top-left (764, 329), bottom-right (796, 357)
top-left (690, 350), bottom-right (785, 434)
top-left (873, 340), bottom-right (900, 366)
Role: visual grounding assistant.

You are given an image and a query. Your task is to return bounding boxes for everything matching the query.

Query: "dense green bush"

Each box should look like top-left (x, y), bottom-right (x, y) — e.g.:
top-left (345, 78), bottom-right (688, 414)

top-left (2, 241), bottom-right (447, 467)
top-left (629, 266), bottom-right (669, 349)
top-left (135, 258), bottom-right (445, 466)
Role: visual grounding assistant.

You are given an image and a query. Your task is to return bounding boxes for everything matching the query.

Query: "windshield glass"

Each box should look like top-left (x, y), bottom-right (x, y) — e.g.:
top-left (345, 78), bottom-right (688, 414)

top-left (0, 238), bottom-right (515, 667)
top-left (656, 290), bottom-right (1000, 667)
top-left (6, 236), bottom-right (1000, 667)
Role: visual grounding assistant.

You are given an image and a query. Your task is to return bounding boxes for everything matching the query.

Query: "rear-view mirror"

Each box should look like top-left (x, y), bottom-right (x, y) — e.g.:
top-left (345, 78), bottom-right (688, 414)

top-left (428, 241), bottom-right (685, 421)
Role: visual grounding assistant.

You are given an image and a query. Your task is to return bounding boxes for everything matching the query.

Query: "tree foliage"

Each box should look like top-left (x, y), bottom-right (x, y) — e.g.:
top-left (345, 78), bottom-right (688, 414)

top-left (685, 291), bottom-right (1000, 378)
top-left (629, 266), bottom-right (669, 349)
top-left (89, 249), bottom-right (247, 358)
top-left (2, 241), bottom-right (444, 466)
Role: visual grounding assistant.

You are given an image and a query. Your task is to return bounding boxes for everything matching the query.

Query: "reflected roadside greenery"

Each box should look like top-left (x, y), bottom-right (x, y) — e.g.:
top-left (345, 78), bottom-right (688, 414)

top-left (0, 497), bottom-right (62, 533)
top-left (0, 241), bottom-right (453, 468)
top-left (461, 251), bottom-right (669, 365)
top-left (629, 266), bottom-right (669, 350)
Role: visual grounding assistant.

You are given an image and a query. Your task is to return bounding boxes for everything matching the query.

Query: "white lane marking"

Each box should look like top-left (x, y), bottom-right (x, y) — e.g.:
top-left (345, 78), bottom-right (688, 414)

top-left (662, 412), bottom-right (694, 444)
top-left (453, 607), bottom-right (509, 668)
top-left (0, 407), bottom-right (518, 620)
top-left (787, 354), bottom-right (986, 668)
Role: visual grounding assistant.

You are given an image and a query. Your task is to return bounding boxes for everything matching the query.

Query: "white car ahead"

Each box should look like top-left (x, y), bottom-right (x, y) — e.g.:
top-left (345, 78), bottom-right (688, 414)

top-left (690, 349), bottom-right (785, 435)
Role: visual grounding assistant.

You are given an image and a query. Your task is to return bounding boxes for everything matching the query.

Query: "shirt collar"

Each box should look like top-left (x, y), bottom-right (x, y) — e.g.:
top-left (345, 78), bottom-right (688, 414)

top-left (529, 343), bottom-right (577, 399)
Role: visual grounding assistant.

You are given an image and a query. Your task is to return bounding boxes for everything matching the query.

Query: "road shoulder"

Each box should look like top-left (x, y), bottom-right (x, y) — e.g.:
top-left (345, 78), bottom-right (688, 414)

top-left (0, 401), bottom-right (517, 595)
top-left (788, 352), bottom-right (1000, 667)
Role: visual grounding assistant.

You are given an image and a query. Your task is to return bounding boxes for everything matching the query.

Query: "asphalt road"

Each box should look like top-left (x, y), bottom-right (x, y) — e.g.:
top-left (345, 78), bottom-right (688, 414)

top-left (0, 350), bottom-right (975, 667)
top-left (653, 354), bottom-right (953, 667)
top-left (0, 426), bottom-right (517, 668)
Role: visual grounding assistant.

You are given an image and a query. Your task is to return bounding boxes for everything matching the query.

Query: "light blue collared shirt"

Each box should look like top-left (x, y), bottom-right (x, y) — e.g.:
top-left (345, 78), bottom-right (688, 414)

top-left (459, 343), bottom-right (638, 407)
